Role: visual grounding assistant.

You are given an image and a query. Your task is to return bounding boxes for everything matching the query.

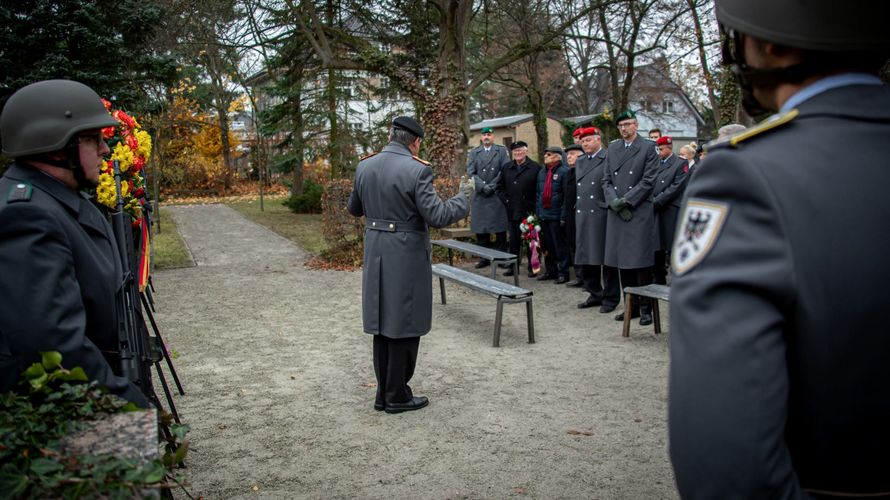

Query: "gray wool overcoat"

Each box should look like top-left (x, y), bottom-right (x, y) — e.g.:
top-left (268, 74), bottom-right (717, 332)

top-left (347, 142), bottom-right (469, 338)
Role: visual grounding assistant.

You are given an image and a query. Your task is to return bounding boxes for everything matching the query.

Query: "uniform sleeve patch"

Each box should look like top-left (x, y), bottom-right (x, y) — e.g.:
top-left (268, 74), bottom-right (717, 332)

top-left (672, 199), bottom-right (729, 275)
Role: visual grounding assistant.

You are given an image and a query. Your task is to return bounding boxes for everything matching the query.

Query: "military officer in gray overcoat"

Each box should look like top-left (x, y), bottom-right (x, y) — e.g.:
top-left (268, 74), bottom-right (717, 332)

top-left (0, 80), bottom-right (149, 407)
top-left (466, 126), bottom-right (510, 268)
top-left (650, 135), bottom-right (688, 285)
top-left (573, 127), bottom-right (620, 312)
top-left (348, 116), bottom-right (471, 414)
top-left (601, 110), bottom-right (659, 325)
top-left (669, 0), bottom-right (890, 497)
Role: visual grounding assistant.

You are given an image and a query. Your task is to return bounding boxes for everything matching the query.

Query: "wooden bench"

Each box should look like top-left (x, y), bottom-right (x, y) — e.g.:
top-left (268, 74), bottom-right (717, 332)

top-left (439, 226), bottom-right (474, 239)
top-left (622, 284), bottom-right (670, 337)
top-left (432, 263), bottom-right (535, 347)
top-left (431, 239), bottom-right (519, 286)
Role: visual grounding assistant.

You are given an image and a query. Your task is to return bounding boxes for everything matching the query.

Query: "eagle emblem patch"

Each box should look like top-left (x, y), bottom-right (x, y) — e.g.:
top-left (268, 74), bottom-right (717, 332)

top-left (672, 199), bottom-right (729, 275)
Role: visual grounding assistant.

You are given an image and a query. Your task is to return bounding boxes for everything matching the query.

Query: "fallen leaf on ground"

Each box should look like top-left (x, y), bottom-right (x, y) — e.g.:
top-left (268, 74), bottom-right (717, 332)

top-left (567, 429), bottom-right (593, 436)
top-left (360, 382), bottom-right (377, 388)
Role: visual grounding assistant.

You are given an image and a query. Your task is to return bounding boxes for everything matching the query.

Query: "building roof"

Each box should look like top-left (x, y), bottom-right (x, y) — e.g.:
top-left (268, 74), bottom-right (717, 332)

top-left (561, 113), bottom-right (602, 126)
top-left (469, 113), bottom-right (534, 130)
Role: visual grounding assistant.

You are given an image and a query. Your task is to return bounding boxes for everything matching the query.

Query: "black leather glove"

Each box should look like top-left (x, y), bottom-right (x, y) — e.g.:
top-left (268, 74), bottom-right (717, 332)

top-left (560, 219), bottom-right (566, 227)
top-left (609, 197), bottom-right (629, 212)
top-left (482, 184), bottom-right (494, 196)
top-left (618, 207), bottom-right (633, 221)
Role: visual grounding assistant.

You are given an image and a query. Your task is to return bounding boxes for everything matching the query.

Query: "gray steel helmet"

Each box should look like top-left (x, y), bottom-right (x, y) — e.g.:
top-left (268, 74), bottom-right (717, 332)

top-left (715, 0), bottom-right (890, 51)
top-left (1, 79), bottom-right (119, 157)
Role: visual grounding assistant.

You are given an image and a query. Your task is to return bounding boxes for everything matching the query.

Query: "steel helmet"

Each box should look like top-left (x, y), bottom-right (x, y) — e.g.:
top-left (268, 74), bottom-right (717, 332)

top-left (1, 80), bottom-right (118, 157)
top-left (715, 0), bottom-right (890, 51)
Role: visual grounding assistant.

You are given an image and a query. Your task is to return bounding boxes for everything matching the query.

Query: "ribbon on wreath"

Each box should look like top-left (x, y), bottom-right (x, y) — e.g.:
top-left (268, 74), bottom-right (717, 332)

top-left (520, 215), bottom-right (543, 275)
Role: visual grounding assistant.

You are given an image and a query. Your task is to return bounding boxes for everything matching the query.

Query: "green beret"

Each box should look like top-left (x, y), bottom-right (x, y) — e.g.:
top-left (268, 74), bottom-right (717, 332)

top-left (615, 109), bottom-right (637, 124)
top-left (481, 127), bottom-right (493, 134)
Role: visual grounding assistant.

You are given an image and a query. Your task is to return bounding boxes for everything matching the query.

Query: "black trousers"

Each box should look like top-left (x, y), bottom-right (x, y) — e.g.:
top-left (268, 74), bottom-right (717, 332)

top-left (653, 250), bottom-right (669, 285)
top-left (565, 220), bottom-right (582, 279)
top-left (373, 335), bottom-right (420, 406)
top-left (619, 267), bottom-right (654, 315)
top-left (540, 220), bottom-right (570, 278)
top-left (581, 264), bottom-right (621, 307)
top-left (475, 232), bottom-right (507, 263)
top-left (508, 219), bottom-right (532, 272)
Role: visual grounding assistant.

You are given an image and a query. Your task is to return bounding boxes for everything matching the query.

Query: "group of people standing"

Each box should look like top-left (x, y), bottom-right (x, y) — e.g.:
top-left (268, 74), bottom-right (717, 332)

top-left (466, 110), bottom-right (692, 326)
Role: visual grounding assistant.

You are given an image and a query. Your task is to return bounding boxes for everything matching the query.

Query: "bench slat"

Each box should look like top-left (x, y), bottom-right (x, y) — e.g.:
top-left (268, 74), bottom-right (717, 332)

top-left (623, 284), bottom-right (670, 302)
top-left (432, 264), bottom-right (530, 299)
top-left (432, 239), bottom-right (517, 261)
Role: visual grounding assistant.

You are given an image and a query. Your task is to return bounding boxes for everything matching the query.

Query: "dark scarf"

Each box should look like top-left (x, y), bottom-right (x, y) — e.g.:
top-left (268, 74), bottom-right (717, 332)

top-left (542, 160), bottom-right (560, 208)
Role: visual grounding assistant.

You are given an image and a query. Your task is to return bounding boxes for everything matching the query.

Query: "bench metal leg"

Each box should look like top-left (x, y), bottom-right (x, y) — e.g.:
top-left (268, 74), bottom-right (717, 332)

top-left (439, 277), bottom-right (447, 305)
top-left (512, 261), bottom-right (519, 286)
top-left (493, 299), bottom-right (505, 347)
top-left (490, 264), bottom-right (497, 280)
top-left (526, 299), bottom-right (535, 344)
top-left (448, 249), bottom-right (454, 267)
top-left (622, 293), bottom-right (633, 338)
top-left (653, 300), bottom-right (662, 334)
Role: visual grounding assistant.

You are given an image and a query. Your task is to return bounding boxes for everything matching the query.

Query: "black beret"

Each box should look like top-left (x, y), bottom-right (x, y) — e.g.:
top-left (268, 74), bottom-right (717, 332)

top-left (509, 141), bottom-right (528, 150)
top-left (392, 116), bottom-right (424, 138)
top-left (565, 144), bottom-right (583, 153)
top-left (544, 146), bottom-right (564, 154)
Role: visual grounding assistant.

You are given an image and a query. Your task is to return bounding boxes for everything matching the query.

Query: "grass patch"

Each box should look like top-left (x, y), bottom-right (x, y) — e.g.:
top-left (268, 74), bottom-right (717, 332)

top-left (152, 208), bottom-right (194, 269)
top-left (226, 198), bottom-right (327, 254)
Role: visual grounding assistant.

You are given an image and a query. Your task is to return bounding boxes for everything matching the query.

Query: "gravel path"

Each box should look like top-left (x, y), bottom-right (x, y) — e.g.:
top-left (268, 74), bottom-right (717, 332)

top-left (152, 204), bottom-right (677, 499)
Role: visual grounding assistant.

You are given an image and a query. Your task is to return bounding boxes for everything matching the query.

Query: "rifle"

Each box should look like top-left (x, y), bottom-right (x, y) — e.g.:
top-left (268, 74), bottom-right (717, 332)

top-left (111, 160), bottom-right (156, 404)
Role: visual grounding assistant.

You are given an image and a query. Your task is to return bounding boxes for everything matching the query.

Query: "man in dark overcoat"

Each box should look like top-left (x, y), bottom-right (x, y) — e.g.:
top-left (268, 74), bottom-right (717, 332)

top-left (0, 80), bottom-right (149, 407)
top-left (563, 143), bottom-right (584, 287)
top-left (669, 0), bottom-right (890, 497)
top-left (650, 135), bottom-right (688, 285)
top-left (348, 116), bottom-right (471, 414)
top-left (534, 146), bottom-right (570, 283)
top-left (602, 109), bottom-right (660, 325)
top-left (500, 141), bottom-right (541, 277)
top-left (467, 126), bottom-right (510, 267)
top-left (574, 128), bottom-right (620, 312)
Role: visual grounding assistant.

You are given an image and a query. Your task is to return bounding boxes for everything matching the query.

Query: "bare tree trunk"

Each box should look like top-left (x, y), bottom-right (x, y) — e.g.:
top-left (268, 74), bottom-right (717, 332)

top-left (687, 0), bottom-right (719, 127)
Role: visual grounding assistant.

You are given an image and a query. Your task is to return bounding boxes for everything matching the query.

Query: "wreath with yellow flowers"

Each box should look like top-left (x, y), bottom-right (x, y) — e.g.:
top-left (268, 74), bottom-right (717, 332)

top-left (93, 99), bottom-right (152, 224)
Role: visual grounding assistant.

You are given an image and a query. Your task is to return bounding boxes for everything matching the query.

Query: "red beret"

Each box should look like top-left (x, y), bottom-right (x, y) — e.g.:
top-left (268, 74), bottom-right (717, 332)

top-left (656, 136), bottom-right (673, 146)
top-left (577, 127), bottom-right (601, 139)
top-left (572, 127), bottom-right (584, 137)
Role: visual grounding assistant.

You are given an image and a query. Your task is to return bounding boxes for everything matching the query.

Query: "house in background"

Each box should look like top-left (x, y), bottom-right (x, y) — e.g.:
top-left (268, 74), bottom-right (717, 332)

top-left (587, 64), bottom-right (706, 145)
top-left (468, 113), bottom-right (565, 161)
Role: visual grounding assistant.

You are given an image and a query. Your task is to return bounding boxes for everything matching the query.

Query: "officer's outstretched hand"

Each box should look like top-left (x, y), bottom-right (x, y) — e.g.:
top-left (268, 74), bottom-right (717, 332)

top-left (618, 207), bottom-right (633, 221)
top-left (459, 176), bottom-right (475, 199)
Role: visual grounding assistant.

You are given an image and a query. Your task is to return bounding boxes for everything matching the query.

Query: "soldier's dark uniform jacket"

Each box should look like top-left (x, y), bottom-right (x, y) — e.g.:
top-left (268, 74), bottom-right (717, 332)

top-left (347, 142), bottom-right (468, 338)
top-left (601, 135), bottom-right (659, 269)
top-left (650, 153), bottom-right (688, 251)
top-left (0, 163), bottom-right (147, 405)
top-left (669, 83), bottom-right (890, 498)
top-left (466, 143), bottom-right (510, 233)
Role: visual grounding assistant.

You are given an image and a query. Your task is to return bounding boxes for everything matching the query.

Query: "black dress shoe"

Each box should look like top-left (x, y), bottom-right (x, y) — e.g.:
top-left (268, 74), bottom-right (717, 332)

top-left (384, 395), bottom-right (429, 414)
top-left (639, 312), bottom-right (653, 326)
top-left (527, 271), bottom-right (536, 278)
top-left (599, 304), bottom-right (616, 313)
top-left (374, 402), bottom-right (385, 411)
top-left (566, 280), bottom-right (584, 288)
top-left (577, 297), bottom-right (602, 309)
top-left (615, 310), bottom-right (640, 321)
top-left (537, 274), bottom-right (556, 281)
top-left (555, 276), bottom-right (569, 284)
top-left (503, 268), bottom-right (516, 277)
top-left (475, 260), bottom-right (490, 269)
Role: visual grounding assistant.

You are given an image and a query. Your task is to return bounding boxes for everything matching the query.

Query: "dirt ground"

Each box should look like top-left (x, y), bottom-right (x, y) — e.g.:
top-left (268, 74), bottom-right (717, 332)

top-left (153, 204), bottom-right (677, 499)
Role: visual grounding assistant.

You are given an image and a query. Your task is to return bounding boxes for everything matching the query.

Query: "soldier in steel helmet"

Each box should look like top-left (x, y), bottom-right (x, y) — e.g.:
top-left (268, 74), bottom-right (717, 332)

top-left (668, 1), bottom-right (890, 497)
top-left (0, 80), bottom-right (149, 407)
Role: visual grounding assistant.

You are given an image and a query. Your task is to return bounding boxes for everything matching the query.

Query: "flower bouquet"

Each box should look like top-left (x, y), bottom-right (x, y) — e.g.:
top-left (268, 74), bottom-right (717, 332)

top-left (94, 99), bottom-right (153, 291)
top-left (519, 215), bottom-right (542, 275)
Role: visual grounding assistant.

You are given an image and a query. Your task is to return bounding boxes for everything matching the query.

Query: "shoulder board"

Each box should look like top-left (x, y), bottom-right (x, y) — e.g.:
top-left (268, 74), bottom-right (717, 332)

top-left (7, 181), bottom-right (32, 203)
top-left (412, 156), bottom-right (431, 166)
top-left (359, 151), bottom-right (379, 161)
top-left (610, 138), bottom-right (621, 143)
top-left (707, 109), bottom-right (799, 152)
